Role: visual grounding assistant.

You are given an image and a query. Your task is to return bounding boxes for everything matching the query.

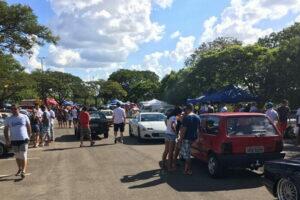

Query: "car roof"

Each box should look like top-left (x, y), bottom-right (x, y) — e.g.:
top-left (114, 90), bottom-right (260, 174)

top-left (140, 112), bottom-right (165, 115)
top-left (200, 112), bottom-right (266, 117)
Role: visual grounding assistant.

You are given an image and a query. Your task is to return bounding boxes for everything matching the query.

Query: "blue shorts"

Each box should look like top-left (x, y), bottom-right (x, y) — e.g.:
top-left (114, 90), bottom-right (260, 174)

top-left (31, 124), bottom-right (40, 133)
top-left (165, 134), bottom-right (176, 142)
top-left (180, 140), bottom-right (192, 160)
top-left (41, 125), bottom-right (50, 135)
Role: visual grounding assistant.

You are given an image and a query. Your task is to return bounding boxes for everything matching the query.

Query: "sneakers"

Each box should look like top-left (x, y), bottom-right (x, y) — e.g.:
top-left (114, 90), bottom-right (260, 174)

top-left (15, 169), bottom-right (21, 176)
top-left (20, 171), bottom-right (25, 179)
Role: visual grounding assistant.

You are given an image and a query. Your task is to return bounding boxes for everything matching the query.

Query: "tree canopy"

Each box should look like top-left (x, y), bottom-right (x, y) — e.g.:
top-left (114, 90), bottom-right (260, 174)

top-left (0, 1), bottom-right (58, 55)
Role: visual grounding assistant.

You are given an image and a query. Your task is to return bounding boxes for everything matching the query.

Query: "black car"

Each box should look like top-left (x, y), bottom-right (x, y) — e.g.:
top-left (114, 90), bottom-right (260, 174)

top-left (263, 157), bottom-right (300, 200)
top-left (75, 111), bottom-right (109, 139)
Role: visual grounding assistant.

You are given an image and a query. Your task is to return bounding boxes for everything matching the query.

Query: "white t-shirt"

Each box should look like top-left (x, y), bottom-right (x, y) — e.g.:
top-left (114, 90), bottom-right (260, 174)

top-left (4, 114), bottom-right (30, 141)
top-left (71, 109), bottom-right (78, 119)
top-left (266, 108), bottom-right (279, 123)
top-left (166, 116), bottom-right (177, 135)
top-left (113, 107), bottom-right (126, 124)
top-left (49, 110), bottom-right (55, 124)
top-left (35, 108), bottom-right (43, 118)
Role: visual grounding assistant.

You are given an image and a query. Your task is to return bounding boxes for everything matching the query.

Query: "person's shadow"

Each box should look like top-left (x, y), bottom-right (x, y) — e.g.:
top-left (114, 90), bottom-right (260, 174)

top-left (121, 160), bottom-right (264, 192)
top-left (0, 174), bottom-right (23, 182)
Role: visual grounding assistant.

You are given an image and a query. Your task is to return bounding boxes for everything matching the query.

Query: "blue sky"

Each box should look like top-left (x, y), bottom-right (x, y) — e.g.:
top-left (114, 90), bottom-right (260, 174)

top-left (7, 0), bottom-right (300, 81)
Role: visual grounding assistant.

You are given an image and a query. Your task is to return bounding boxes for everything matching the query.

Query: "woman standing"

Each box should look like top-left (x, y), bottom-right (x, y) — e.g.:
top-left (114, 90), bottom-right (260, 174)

top-left (162, 107), bottom-right (182, 171)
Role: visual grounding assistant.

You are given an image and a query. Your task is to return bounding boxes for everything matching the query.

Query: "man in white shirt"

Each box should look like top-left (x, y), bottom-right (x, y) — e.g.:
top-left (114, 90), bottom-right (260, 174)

top-left (113, 102), bottom-right (126, 144)
top-left (265, 102), bottom-right (279, 123)
top-left (220, 104), bottom-right (228, 112)
top-left (4, 104), bottom-right (31, 179)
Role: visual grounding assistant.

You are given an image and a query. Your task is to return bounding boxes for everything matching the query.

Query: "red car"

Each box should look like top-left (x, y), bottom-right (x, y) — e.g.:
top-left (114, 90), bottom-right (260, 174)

top-left (191, 113), bottom-right (285, 178)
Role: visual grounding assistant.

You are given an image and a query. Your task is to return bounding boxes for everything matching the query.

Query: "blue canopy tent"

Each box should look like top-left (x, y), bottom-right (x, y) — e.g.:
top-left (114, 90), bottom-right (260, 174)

top-left (110, 99), bottom-right (124, 105)
top-left (200, 85), bottom-right (257, 103)
top-left (62, 100), bottom-right (74, 106)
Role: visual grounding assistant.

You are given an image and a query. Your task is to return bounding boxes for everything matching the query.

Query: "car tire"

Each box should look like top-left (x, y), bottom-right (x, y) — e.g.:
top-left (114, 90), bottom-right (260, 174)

top-left (137, 127), bottom-right (144, 143)
top-left (0, 144), bottom-right (6, 157)
top-left (129, 125), bottom-right (133, 137)
top-left (207, 154), bottom-right (223, 178)
top-left (277, 177), bottom-right (299, 200)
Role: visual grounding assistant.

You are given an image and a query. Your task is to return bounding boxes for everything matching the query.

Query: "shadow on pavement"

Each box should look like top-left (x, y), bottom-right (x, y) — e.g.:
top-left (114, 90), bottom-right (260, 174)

top-left (0, 153), bottom-right (14, 159)
top-left (121, 160), bottom-right (263, 192)
top-left (122, 136), bottom-right (164, 146)
top-left (55, 135), bottom-right (78, 142)
top-left (0, 174), bottom-right (23, 182)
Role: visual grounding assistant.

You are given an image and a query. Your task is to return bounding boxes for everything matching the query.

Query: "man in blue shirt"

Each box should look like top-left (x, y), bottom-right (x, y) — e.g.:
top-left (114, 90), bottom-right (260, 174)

top-left (179, 104), bottom-right (200, 175)
top-left (4, 105), bottom-right (31, 179)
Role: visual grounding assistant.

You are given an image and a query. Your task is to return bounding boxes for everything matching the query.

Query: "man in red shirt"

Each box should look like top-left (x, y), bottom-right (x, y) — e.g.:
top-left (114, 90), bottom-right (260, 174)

top-left (79, 106), bottom-right (95, 147)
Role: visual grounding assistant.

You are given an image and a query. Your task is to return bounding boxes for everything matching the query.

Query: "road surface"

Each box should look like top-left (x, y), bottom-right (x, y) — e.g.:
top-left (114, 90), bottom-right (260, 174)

top-left (0, 125), bottom-right (292, 200)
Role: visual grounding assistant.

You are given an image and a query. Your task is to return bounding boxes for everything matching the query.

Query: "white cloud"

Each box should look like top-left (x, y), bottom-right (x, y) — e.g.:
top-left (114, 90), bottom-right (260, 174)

top-left (170, 36), bottom-right (195, 62)
top-left (142, 36), bottom-right (195, 77)
top-left (27, 45), bottom-right (42, 70)
top-left (200, 0), bottom-right (300, 44)
top-left (45, 0), bottom-right (166, 69)
top-left (170, 31), bottom-right (181, 39)
top-left (296, 15), bottom-right (300, 22)
top-left (153, 0), bottom-right (173, 9)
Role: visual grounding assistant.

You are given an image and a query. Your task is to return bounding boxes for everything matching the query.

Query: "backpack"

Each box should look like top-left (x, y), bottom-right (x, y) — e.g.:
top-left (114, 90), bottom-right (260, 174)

top-left (43, 111), bottom-right (50, 126)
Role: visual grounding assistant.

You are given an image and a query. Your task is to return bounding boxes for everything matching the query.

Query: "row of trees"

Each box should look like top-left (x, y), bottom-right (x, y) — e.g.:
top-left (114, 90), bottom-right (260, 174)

top-left (159, 23), bottom-right (300, 108)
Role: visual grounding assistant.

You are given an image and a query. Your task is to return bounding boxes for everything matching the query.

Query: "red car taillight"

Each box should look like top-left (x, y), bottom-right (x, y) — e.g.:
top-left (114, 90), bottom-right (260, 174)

top-left (275, 140), bottom-right (283, 152)
top-left (221, 142), bottom-right (232, 154)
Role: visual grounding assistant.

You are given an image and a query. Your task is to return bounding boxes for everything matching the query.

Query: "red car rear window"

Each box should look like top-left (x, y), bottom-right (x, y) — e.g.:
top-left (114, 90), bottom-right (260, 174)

top-left (227, 116), bottom-right (277, 136)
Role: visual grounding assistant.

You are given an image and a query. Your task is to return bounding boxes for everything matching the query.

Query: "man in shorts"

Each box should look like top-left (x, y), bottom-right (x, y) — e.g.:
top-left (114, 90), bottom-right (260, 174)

top-left (79, 106), bottom-right (95, 147)
top-left (179, 104), bottom-right (201, 175)
top-left (4, 104), bottom-right (31, 179)
top-left (113, 102), bottom-right (126, 144)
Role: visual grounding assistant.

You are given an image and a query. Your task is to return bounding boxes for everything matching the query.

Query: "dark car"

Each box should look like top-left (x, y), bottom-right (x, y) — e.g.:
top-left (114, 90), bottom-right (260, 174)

top-left (75, 111), bottom-right (109, 139)
top-left (263, 157), bottom-right (300, 200)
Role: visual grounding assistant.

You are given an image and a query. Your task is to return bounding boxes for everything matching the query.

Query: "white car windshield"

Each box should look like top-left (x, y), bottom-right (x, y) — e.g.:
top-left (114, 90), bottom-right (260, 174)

top-left (102, 111), bottom-right (113, 116)
top-left (227, 116), bottom-right (277, 136)
top-left (140, 114), bottom-right (166, 122)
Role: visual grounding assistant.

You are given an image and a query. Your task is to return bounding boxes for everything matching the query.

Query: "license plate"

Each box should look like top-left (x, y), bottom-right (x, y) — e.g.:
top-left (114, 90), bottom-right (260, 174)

top-left (246, 146), bottom-right (264, 154)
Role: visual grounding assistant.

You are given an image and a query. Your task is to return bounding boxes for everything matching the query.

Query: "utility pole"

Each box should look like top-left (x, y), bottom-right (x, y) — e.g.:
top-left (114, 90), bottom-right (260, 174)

top-left (38, 56), bottom-right (46, 72)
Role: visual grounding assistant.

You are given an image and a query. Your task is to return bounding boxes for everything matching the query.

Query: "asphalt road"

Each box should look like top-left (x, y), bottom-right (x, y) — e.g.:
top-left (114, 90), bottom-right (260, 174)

top-left (1, 125), bottom-right (295, 200)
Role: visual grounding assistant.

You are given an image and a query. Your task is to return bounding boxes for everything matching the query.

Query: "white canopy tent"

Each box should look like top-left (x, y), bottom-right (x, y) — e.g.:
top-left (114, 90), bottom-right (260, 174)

top-left (140, 99), bottom-right (173, 112)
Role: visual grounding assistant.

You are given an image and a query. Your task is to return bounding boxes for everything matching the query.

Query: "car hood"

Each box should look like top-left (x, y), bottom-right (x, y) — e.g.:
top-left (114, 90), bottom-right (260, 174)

top-left (139, 121), bottom-right (166, 131)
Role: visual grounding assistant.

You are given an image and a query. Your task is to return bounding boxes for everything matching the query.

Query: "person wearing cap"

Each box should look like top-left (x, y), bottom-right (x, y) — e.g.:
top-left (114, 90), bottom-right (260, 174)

top-left (265, 102), bottom-right (279, 124)
top-left (178, 104), bottom-right (201, 175)
top-left (4, 104), bottom-right (31, 179)
top-left (112, 102), bottom-right (126, 144)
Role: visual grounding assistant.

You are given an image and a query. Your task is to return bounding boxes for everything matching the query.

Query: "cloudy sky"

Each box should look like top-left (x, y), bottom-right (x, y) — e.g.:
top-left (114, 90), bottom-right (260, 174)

top-left (7, 0), bottom-right (300, 81)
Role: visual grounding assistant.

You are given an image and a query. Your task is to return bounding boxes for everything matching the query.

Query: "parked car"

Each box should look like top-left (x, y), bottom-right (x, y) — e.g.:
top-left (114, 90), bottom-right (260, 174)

top-left (0, 117), bottom-right (9, 156)
top-left (191, 113), bottom-right (285, 178)
top-left (129, 112), bottom-right (166, 141)
top-left (263, 157), bottom-right (300, 200)
top-left (75, 111), bottom-right (109, 139)
top-left (101, 110), bottom-right (113, 126)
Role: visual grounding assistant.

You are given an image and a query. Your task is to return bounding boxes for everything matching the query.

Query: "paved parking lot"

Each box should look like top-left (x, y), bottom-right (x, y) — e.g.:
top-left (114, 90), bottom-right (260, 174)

top-left (0, 125), bottom-right (299, 200)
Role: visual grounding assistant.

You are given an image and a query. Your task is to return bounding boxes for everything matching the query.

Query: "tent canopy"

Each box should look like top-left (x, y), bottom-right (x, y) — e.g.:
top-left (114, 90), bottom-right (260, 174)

top-left (62, 100), bottom-right (73, 106)
top-left (110, 99), bottom-right (123, 105)
top-left (188, 85), bottom-right (257, 104)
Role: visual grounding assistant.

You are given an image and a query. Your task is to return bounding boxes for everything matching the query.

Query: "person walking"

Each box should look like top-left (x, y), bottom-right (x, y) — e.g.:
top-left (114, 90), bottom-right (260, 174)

top-left (71, 106), bottom-right (78, 128)
top-left (178, 104), bottom-right (201, 175)
top-left (30, 109), bottom-right (40, 148)
top-left (277, 99), bottom-right (291, 136)
top-left (48, 106), bottom-right (56, 142)
top-left (265, 102), bottom-right (279, 124)
top-left (40, 105), bottom-right (51, 146)
top-left (113, 102), bottom-right (126, 144)
top-left (67, 109), bottom-right (73, 128)
top-left (4, 105), bottom-right (31, 179)
top-left (162, 107), bottom-right (182, 171)
top-left (79, 106), bottom-right (95, 147)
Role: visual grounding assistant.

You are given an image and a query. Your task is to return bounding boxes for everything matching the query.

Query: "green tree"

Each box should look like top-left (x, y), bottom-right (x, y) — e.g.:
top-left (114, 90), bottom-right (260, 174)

top-left (0, 53), bottom-right (32, 106)
top-left (99, 80), bottom-right (127, 103)
top-left (0, 1), bottom-right (58, 55)
top-left (109, 69), bottom-right (160, 102)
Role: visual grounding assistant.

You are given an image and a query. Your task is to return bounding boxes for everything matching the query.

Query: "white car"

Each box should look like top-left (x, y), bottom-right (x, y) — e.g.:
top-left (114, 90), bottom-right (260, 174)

top-left (129, 112), bottom-right (167, 141)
